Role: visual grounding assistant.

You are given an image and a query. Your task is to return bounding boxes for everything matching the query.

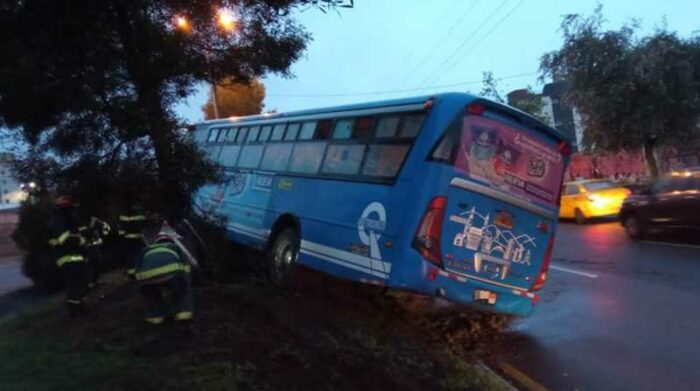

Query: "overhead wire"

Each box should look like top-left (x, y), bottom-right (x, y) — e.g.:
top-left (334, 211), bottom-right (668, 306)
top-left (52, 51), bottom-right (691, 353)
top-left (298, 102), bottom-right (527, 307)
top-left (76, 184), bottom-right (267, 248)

top-left (433, 0), bottom-right (527, 84)
top-left (266, 71), bottom-right (538, 98)
top-left (395, 0), bottom-right (480, 86)
top-left (414, 0), bottom-right (512, 88)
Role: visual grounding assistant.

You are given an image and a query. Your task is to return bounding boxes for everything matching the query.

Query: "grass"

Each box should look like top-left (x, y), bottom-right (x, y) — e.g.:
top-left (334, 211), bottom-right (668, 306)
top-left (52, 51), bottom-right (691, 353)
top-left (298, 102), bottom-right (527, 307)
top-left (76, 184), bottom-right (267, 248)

top-left (0, 272), bottom-right (513, 391)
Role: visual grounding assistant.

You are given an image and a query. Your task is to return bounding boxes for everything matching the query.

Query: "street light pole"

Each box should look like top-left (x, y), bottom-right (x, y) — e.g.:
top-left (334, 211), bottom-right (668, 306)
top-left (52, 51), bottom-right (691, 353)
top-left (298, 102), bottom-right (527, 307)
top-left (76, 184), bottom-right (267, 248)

top-left (174, 10), bottom-right (237, 120)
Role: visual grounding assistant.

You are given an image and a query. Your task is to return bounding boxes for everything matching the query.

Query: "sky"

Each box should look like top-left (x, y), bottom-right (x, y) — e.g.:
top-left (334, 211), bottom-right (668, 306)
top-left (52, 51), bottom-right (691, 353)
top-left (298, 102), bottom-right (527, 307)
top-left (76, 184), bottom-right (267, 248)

top-left (173, 0), bottom-right (699, 123)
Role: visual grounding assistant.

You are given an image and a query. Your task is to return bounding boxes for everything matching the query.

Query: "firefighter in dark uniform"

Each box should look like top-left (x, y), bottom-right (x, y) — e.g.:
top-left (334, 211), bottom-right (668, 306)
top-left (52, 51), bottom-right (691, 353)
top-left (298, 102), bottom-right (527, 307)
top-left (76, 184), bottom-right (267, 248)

top-left (118, 204), bottom-right (147, 277)
top-left (79, 216), bottom-right (112, 288)
top-left (48, 195), bottom-right (88, 316)
top-left (135, 228), bottom-right (195, 325)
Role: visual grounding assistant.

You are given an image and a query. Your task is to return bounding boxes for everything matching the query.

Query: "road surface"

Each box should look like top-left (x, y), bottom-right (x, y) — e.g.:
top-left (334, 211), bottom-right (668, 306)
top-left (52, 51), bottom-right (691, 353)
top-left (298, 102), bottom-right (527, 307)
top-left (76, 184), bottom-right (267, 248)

top-left (499, 221), bottom-right (700, 391)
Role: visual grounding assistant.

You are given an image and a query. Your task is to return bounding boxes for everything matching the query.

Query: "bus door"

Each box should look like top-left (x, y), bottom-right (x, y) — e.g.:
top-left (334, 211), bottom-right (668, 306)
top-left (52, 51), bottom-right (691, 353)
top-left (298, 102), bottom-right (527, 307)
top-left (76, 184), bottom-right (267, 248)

top-left (438, 110), bottom-right (566, 295)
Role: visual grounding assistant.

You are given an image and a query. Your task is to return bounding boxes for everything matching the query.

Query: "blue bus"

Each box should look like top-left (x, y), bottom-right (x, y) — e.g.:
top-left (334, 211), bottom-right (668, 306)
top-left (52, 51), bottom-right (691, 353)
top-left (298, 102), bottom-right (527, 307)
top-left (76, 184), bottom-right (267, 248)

top-left (191, 93), bottom-right (571, 316)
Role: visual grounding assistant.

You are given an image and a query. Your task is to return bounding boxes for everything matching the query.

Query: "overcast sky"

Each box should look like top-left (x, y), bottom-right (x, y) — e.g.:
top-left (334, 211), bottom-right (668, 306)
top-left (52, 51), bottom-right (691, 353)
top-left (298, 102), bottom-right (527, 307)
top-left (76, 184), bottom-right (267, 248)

top-left (176, 0), bottom-right (699, 123)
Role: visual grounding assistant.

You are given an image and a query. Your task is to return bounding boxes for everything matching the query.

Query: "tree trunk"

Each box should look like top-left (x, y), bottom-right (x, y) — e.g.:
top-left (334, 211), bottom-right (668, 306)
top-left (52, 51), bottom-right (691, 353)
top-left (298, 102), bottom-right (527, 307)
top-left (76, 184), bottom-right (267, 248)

top-left (643, 139), bottom-right (659, 178)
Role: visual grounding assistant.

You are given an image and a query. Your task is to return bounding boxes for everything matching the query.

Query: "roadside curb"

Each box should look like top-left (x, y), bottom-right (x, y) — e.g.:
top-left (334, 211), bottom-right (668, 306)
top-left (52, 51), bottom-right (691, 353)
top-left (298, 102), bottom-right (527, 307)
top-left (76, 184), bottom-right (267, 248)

top-left (477, 361), bottom-right (519, 391)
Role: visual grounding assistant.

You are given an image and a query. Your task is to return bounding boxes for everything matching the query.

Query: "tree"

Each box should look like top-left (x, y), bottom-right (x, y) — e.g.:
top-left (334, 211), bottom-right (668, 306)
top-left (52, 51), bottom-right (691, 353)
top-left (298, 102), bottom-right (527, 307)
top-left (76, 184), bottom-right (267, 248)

top-left (0, 0), bottom-right (350, 218)
top-left (479, 71), bottom-right (550, 123)
top-left (540, 7), bottom-right (700, 176)
top-left (203, 78), bottom-right (266, 119)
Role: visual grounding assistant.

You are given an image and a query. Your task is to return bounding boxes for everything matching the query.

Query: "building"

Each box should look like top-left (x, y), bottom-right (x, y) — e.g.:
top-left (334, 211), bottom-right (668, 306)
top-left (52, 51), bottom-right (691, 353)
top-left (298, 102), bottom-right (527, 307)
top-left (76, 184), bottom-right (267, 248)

top-left (507, 80), bottom-right (585, 152)
top-left (0, 153), bottom-right (26, 204)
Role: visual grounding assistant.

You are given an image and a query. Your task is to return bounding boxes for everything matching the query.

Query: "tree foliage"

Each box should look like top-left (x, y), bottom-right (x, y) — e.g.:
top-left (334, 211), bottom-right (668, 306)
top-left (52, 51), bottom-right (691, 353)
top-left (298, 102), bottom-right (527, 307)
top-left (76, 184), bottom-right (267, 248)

top-left (540, 7), bottom-right (700, 175)
top-left (203, 78), bottom-right (266, 119)
top-left (480, 71), bottom-right (550, 123)
top-left (0, 0), bottom-right (348, 217)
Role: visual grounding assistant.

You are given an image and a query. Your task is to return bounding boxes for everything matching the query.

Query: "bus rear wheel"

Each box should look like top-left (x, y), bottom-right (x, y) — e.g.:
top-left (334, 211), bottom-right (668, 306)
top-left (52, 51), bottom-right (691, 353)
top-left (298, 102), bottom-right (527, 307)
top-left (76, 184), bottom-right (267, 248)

top-left (266, 227), bottom-right (300, 285)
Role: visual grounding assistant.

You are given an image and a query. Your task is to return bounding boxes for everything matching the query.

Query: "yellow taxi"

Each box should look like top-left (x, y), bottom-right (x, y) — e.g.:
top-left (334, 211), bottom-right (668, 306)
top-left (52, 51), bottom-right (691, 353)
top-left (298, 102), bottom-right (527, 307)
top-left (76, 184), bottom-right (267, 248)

top-left (560, 180), bottom-right (631, 223)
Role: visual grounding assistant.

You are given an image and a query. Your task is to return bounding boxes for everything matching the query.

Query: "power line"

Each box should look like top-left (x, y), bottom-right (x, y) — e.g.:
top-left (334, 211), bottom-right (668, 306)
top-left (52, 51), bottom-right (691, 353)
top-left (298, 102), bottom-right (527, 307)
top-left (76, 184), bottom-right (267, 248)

top-left (415, 0), bottom-right (512, 88)
top-left (266, 71), bottom-right (538, 98)
top-left (434, 0), bottom-right (526, 84)
top-left (395, 0), bottom-right (480, 86)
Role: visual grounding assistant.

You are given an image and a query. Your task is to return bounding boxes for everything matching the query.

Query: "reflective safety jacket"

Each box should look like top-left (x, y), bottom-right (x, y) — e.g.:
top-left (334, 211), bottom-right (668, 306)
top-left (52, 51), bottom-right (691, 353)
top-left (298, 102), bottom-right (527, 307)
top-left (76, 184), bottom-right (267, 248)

top-left (79, 217), bottom-right (112, 247)
top-left (118, 208), bottom-right (146, 241)
top-left (48, 208), bottom-right (86, 268)
top-left (135, 243), bottom-right (191, 283)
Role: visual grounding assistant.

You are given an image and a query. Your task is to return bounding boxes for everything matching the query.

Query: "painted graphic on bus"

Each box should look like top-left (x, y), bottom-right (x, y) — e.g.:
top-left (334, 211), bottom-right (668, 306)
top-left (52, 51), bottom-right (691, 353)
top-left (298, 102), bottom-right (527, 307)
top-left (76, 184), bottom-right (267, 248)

top-left (455, 115), bottom-right (564, 205)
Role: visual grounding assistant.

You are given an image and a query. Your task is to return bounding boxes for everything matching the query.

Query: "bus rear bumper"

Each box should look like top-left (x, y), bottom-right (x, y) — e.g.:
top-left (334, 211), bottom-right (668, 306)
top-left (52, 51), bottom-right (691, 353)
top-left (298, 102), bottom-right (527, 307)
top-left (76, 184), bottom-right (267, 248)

top-left (418, 268), bottom-right (539, 317)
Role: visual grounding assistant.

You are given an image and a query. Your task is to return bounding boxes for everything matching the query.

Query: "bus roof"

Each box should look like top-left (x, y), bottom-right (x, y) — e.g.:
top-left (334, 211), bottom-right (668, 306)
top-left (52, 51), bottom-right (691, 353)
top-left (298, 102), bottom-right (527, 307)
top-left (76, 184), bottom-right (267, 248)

top-left (199, 92), bottom-right (570, 143)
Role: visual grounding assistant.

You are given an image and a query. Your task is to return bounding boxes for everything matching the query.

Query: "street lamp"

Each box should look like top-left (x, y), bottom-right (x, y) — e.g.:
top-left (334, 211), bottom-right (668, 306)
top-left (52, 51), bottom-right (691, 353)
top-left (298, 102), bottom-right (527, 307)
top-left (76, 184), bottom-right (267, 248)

top-left (174, 8), bottom-right (238, 119)
top-left (216, 8), bottom-right (237, 33)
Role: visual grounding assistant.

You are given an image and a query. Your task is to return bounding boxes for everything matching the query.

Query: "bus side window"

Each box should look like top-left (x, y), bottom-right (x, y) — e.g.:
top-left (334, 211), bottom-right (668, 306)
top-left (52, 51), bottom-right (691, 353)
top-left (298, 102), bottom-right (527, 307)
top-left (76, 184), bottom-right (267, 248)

top-left (220, 145), bottom-right (241, 167)
top-left (332, 119), bottom-right (354, 139)
top-left (271, 123), bottom-right (286, 141)
top-left (299, 122), bottom-right (317, 140)
top-left (237, 145), bottom-right (264, 169)
top-left (352, 116), bottom-right (375, 139)
top-left (321, 144), bottom-right (365, 175)
top-left (259, 125), bottom-right (272, 142)
top-left (207, 128), bottom-right (220, 143)
top-left (375, 116), bottom-right (400, 138)
top-left (285, 123), bottom-right (301, 141)
top-left (236, 127), bottom-right (249, 144)
top-left (362, 144), bottom-right (410, 178)
top-left (289, 142), bottom-right (327, 174)
top-left (216, 128), bottom-right (227, 142)
top-left (206, 146), bottom-right (223, 161)
top-left (247, 126), bottom-right (261, 143)
top-left (314, 120), bottom-right (333, 140)
top-left (399, 114), bottom-right (425, 138)
top-left (226, 127), bottom-right (239, 142)
top-left (260, 143), bottom-right (294, 172)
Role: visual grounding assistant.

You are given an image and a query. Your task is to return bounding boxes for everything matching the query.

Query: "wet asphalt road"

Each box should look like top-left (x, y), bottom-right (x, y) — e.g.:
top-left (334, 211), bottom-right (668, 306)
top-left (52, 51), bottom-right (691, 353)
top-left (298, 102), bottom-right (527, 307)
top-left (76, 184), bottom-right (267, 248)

top-left (502, 221), bottom-right (700, 391)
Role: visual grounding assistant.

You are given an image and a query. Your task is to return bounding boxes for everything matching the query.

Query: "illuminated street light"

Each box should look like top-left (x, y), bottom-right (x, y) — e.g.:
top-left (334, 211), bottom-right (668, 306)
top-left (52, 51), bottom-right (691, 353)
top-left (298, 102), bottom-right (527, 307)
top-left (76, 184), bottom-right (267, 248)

top-left (216, 8), bottom-right (237, 33)
top-left (28, 182), bottom-right (36, 188)
top-left (174, 14), bottom-right (191, 33)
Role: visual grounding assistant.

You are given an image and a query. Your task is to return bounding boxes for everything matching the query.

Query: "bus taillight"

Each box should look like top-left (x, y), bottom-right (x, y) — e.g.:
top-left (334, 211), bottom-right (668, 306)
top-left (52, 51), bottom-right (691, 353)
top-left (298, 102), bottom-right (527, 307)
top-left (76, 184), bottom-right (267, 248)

top-left (413, 196), bottom-right (447, 268)
top-left (530, 234), bottom-right (556, 291)
top-left (466, 103), bottom-right (486, 115)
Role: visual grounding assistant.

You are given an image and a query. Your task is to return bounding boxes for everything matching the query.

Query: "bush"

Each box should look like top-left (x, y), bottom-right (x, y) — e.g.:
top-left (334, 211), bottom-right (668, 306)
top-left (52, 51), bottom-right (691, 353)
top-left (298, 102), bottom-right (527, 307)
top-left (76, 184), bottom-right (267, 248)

top-left (12, 199), bottom-right (63, 291)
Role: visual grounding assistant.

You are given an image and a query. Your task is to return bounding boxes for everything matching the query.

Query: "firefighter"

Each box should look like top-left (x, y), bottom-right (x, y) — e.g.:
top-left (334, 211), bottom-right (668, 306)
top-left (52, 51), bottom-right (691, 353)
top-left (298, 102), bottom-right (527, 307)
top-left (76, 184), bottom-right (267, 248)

top-left (79, 215), bottom-right (112, 288)
top-left (135, 225), bottom-right (195, 325)
top-left (118, 204), bottom-right (147, 277)
top-left (48, 195), bottom-right (88, 316)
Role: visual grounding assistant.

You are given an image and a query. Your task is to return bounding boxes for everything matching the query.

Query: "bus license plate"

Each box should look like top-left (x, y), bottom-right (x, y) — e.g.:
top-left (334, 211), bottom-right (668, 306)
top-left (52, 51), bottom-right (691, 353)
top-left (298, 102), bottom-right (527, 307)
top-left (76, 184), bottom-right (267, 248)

top-left (474, 289), bottom-right (497, 305)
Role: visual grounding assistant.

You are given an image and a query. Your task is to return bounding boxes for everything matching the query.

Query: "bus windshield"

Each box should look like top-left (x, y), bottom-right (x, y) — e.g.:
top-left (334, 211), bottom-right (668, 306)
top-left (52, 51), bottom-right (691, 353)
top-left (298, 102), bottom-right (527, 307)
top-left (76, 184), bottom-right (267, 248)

top-left (454, 114), bottom-right (565, 206)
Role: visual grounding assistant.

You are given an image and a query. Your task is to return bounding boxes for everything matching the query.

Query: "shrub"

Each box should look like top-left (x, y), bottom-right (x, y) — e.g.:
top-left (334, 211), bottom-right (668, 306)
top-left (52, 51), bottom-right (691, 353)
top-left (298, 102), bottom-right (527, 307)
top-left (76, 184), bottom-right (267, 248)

top-left (12, 199), bottom-right (63, 291)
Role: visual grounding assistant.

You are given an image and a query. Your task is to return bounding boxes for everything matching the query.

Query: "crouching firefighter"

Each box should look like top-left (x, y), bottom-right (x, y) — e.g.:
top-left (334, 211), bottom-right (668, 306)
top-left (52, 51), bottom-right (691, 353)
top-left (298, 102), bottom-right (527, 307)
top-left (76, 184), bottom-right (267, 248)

top-left (79, 216), bottom-right (112, 288)
top-left (49, 195), bottom-right (88, 316)
top-left (135, 225), bottom-right (196, 325)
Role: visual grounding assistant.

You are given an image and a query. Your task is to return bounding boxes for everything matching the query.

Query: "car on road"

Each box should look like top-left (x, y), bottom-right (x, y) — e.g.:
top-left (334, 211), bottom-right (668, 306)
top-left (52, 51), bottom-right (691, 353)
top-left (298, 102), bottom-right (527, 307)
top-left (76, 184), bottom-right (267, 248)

top-left (620, 171), bottom-right (700, 239)
top-left (559, 180), bottom-right (630, 223)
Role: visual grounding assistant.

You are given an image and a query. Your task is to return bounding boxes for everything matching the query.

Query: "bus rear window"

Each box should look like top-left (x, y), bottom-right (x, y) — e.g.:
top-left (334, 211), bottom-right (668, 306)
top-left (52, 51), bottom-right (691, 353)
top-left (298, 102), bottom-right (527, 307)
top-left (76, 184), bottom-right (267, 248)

top-left (454, 115), bottom-right (565, 206)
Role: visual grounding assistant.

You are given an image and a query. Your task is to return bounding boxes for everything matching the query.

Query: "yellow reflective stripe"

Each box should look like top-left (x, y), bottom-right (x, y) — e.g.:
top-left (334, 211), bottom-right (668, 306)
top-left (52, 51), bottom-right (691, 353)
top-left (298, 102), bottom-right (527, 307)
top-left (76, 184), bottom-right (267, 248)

top-left (119, 215), bottom-right (146, 222)
top-left (146, 317), bottom-right (164, 324)
top-left (135, 263), bottom-right (190, 281)
top-left (49, 239), bottom-right (58, 247)
top-left (87, 238), bottom-right (103, 246)
top-left (53, 231), bottom-right (71, 245)
top-left (175, 311), bottom-right (193, 321)
top-left (78, 226), bottom-right (88, 232)
top-left (144, 246), bottom-right (180, 260)
top-left (124, 233), bottom-right (143, 239)
top-left (57, 255), bottom-right (85, 267)
top-left (127, 268), bottom-right (136, 275)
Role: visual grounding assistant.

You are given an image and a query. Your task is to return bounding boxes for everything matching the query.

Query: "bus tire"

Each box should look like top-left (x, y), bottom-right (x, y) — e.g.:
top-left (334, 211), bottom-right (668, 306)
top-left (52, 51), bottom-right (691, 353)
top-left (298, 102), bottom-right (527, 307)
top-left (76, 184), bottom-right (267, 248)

top-left (266, 227), bottom-right (300, 285)
top-left (574, 208), bottom-right (587, 224)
